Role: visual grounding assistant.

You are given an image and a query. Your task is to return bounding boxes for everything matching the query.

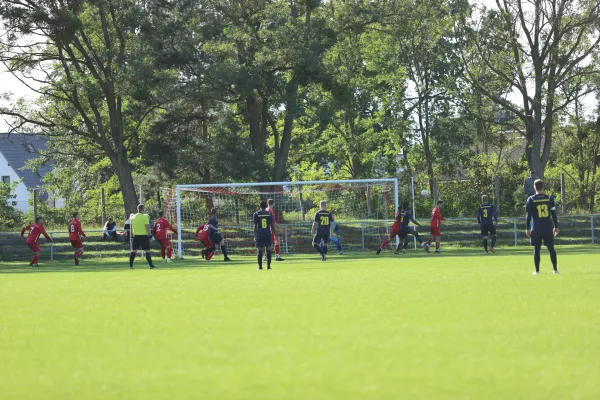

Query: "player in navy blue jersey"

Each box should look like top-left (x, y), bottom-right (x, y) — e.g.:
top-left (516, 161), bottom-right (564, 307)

top-left (477, 195), bottom-right (498, 254)
top-left (312, 200), bottom-right (334, 261)
top-left (526, 179), bottom-right (560, 274)
top-left (207, 207), bottom-right (231, 261)
top-left (253, 200), bottom-right (274, 270)
top-left (400, 204), bottom-right (430, 253)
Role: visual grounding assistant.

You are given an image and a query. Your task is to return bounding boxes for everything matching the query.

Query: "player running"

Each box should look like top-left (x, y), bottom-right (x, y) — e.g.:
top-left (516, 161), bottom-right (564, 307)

top-left (376, 207), bottom-right (406, 255)
top-left (399, 205), bottom-right (430, 253)
top-left (23, 216), bottom-right (53, 267)
top-left (266, 199), bottom-right (284, 261)
top-left (254, 200), bottom-right (275, 270)
top-left (311, 200), bottom-right (334, 261)
top-left (196, 223), bottom-right (215, 261)
top-left (68, 212), bottom-right (86, 265)
top-left (426, 200), bottom-right (445, 253)
top-left (320, 220), bottom-right (343, 255)
top-left (154, 211), bottom-right (178, 263)
top-left (526, 179), bottom-right (559, 275)
top-left (476, 195), bottom-right (498, 254)
top-left (207, 207), bottom-right (232, 261)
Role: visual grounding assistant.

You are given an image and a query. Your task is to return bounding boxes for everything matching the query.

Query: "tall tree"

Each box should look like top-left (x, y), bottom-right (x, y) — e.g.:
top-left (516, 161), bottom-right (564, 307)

top-left (0, 0), bottom-right (170, 216)
top-left (396, 0), bottom-right (465, 197)
top-left (461, 0), bottom-right (600, 178)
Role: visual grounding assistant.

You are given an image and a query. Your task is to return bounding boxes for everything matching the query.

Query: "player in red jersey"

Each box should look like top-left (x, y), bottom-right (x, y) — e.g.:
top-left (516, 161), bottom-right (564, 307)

top-left (20, 221), bottom-right (33, 237)
top-left (427, 200), bottom-right (446, 253)
top-left (195, 223), bottom-right (215, 261)
top-left (154, 211), bottom-right (178, 263)
top-left (23, 216), bottom-right (53, 267)
top-left (376, 207), bottom-right (406, 255)
top-left (68, 212), bottom-right (86, 265)
top-left (266, 199), bottom-right (284, 261)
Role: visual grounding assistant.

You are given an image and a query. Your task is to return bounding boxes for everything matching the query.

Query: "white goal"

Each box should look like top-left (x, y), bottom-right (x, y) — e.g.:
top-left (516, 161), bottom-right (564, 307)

top-left (162, 179), bottom-right (399, 259)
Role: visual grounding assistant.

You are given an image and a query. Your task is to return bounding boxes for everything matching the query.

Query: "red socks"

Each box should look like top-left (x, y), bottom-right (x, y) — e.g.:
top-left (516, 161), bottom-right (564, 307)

top-left (161, 248), bottom-right (166, 259)
top-left (274, 243), bottom-right (280, 256)
top-left (427, 237), bottom-right (434, 245)
top-left (381, 239), bottom-right (390, 249)
top-left (29, 256), bottom-right (39, 266)
top-left (167, 247), bottom-right (172, 259)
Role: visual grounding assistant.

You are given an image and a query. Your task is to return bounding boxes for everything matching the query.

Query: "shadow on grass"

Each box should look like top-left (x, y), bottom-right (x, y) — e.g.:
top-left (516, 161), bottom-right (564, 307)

top-left (1, 245), bottom-right (598, 274)
top-left (0, 257), bottom-right (251, 275)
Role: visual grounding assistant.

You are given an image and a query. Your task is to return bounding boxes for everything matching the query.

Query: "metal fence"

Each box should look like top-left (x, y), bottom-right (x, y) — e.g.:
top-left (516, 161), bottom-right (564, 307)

top-left (1, 215), bottom-right (598, 262)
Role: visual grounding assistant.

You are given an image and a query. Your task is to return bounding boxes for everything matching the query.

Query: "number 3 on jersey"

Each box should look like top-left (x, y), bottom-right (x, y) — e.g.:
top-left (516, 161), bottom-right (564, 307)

top-left (537, 204), bottom-right (549, 218)
top-left (320, 216), bottom-right (329, 226)
top-left (483, 209), bottom-right (488, 218)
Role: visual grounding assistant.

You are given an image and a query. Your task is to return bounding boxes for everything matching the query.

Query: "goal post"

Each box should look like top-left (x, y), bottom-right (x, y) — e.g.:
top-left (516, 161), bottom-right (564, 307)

top-left (166, 178), bottom-right (399, 259)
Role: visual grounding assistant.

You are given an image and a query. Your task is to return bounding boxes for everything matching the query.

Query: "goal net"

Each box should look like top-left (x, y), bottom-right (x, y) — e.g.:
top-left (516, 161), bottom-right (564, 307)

top-left (162, 179), bottom-right (399, 258)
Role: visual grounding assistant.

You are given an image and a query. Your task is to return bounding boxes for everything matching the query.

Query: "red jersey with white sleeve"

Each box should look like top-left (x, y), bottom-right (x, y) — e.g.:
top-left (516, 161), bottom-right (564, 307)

top-left (267, 207), bottom-right (277, 237)
top-left (196, 224), bottom-right (212, 246)
top-left (154, 217), bottom-right (177, 241)
top-left (430, 206), bottom-right (445, 228)
top-left (267, 207), bottom-right (276, 224)
top-left (26, 223), bottom-right (52, 244)
top-left (390, 210), bottom-right (402, 236)
top-left (68, 219), bottom-right (86, 241)
top-left (21, 223), bottom-right (33, 237)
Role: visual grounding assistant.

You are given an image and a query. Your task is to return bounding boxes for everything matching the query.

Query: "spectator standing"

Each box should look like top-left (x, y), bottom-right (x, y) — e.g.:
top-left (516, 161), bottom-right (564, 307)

top-left (523, 170), bottom-right (537, 197)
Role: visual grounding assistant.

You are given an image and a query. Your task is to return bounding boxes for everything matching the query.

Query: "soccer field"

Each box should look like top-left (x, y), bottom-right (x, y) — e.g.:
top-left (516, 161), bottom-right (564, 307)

top-left (2, 248), bottom-right (600, 399)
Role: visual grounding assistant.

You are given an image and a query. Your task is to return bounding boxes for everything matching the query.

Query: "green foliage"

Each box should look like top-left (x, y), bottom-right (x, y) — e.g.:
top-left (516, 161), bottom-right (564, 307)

top-left (1, 0), bottom-right (599, 226)
top-left (0, 182), bottom-right (25, 230)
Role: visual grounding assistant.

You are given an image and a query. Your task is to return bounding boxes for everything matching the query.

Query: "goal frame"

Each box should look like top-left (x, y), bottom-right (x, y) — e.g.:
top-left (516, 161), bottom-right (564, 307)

top-left (175, 178), bottom-right (399, 259)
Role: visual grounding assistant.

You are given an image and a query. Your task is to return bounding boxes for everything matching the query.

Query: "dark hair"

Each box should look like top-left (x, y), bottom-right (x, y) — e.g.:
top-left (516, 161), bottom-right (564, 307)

top-left (267, 199), bottom-right (274, 206)
top-left (73, 212), bottom-right (79, 218)
top-left (35, 216), bottom-right (43, 223)
top-left (260, 200), bottom-right (268, 210)
top-left (482, 195), bottom-right (488, 203)
top-left (437, 200), bottom-right (444, 205)
top-left (137, 204), bottom-right (145, 212)
top-left (158, 210), bottom-right (164, 218)
top-left (211, 207), bottom-right (218, 215)
top-left (534, 179), bottom-right (544, 191)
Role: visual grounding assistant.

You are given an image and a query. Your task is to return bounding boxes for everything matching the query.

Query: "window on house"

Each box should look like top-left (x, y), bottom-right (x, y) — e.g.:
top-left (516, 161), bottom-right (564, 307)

top-left (1, 176), bottom-right (9, 185)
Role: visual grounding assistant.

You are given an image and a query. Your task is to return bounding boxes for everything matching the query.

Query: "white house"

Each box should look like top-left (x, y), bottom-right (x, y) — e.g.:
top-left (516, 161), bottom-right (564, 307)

top-left (0, 133), bottom-right (63, 212)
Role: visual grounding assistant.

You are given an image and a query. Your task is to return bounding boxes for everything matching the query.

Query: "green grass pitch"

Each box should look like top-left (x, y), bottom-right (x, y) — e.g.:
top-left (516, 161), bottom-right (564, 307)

top-left (2, 247), bottom-right (600, 399)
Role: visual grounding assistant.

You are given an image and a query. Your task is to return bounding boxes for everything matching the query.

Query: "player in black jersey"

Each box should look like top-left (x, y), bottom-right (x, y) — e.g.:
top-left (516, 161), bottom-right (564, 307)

top-left (312, 200), bottom-right (334, 261)
top-left (526, 179), bottom-right (560, 274)
top-left (253, 200), bottom-right (275, 270)
top-left (477, 195), bottom-right (498, 254)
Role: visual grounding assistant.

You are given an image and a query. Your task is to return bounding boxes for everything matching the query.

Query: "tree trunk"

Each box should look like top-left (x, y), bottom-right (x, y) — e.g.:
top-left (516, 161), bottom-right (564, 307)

top-left (246, 92), bottom-right (264, 160)
top-left (112, 158), bottom-right (138, 218)
top-left (273, 76), bottom-right (299, 181)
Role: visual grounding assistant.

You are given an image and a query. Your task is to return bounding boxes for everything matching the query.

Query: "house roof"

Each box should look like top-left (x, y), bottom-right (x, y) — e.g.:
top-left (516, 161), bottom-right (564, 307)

top-left (0, 133), bottom-right (52, 189)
